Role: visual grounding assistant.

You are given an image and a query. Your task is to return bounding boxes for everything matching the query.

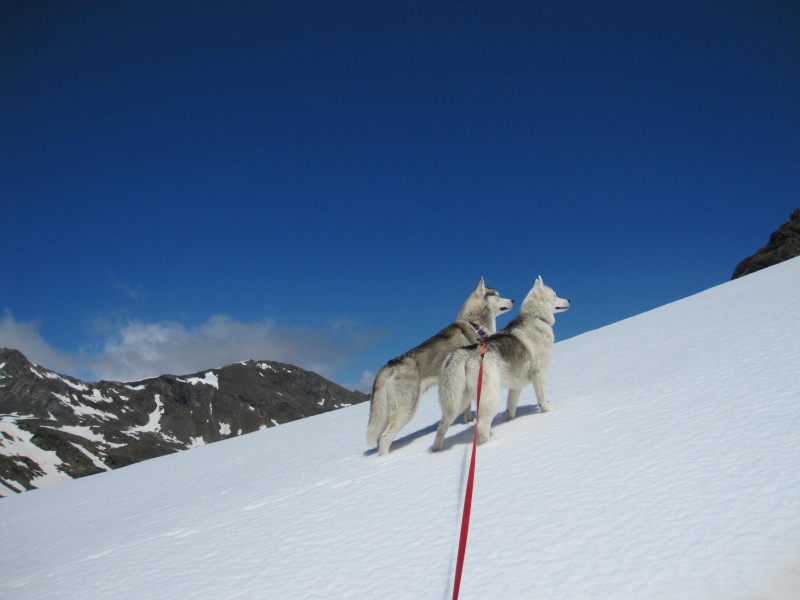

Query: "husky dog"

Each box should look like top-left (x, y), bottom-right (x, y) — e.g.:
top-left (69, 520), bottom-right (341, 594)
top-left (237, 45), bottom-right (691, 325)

top-left (367, 279), bottom-right (514, 455)
top-left (433, 276), bottom-right (569, 450)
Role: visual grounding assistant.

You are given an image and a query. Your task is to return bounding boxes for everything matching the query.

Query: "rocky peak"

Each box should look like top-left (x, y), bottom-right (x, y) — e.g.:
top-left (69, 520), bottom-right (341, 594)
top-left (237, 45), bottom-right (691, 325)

top-left (0, 348), bottom-right (35, 379)
top-left (732, 207), bottom-right (800, 279)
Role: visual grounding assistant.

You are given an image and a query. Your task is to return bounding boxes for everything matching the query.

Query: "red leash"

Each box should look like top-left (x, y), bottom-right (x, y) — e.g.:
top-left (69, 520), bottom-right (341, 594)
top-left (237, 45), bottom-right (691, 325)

top-left (451, 337), bottom-right (487, 600)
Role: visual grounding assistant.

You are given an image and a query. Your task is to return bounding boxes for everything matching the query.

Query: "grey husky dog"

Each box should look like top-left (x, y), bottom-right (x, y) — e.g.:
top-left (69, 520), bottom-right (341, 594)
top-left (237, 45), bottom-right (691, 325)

top-left (367, 278), bottom-right (514, 455)
top-left (433, 276), bottom-right (569, 451)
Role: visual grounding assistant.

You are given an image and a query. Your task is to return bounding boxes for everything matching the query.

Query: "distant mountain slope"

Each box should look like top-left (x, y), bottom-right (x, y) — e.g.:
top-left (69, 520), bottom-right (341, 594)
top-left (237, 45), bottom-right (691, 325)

top-left (0, 350), bottom-right (367, 496)
top-left (732, 206), bottom-right (800, 278)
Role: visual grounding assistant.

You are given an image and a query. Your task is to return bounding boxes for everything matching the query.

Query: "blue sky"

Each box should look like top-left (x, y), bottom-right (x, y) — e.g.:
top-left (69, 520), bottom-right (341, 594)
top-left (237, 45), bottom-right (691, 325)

top-left (2, 1), bottom-right (798, 391)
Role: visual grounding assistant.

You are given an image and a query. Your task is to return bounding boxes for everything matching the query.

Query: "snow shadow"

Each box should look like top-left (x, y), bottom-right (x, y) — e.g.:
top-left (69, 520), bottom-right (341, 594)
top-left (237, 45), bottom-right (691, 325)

top-left (426, 404), bottom-right (543, 452)
top-left (363, 403), bottom-right (544, 455)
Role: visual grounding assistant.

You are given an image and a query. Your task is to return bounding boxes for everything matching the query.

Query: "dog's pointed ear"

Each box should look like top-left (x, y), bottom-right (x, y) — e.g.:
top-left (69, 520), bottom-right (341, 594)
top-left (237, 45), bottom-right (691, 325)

top-left (477, 277), bottom-right (485, 291)
top-left (535, 275), bottom-right (543, 289)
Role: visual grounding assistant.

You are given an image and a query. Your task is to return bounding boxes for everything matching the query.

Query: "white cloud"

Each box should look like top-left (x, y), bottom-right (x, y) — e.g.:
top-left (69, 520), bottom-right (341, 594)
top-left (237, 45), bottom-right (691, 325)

top-left (1, 310), bottom-right (384, 389)
top-left (353, 370), bottom-right (376, 394)
top-left (87, 315), bottom-right (371, 382)
top-left (0, 311), bottom-right (78, 375)
top-left (112, 278), bottom-right (146, 303)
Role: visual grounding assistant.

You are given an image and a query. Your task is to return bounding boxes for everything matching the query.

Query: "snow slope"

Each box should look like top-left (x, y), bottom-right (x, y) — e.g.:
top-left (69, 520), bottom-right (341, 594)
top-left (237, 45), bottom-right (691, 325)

top-left (2, 258), bottom-right (799, 599)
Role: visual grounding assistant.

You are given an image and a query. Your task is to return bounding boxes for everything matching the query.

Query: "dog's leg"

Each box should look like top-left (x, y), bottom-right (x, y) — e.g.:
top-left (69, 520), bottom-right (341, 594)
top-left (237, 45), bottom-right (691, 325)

top-left (476, 367), bottom-right (500, 444)
top-left (432, 417), bottom-right (449, 452)
top-left (462, 406), bottom-right (474, 423)
top-left (506, 388), bottom-right (521, 419)
top-left (434, 398), bottom-right (460, 452)
top-left (378, 391), bottom-right (417, 455)
top-left (378, 410), bottom-right (405, 455)
top-left (532, 370), bottom-right (550, 412)
top-left (377, 373), bottom-right (423, 455)
top-left (433, 383), bottom-right (472, 451)
top-left (434, 351), bottom-right (472, 451)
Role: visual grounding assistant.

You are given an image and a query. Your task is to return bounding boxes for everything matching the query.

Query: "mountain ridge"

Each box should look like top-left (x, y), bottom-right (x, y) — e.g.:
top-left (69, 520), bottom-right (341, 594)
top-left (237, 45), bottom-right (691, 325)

top-left (0, 349), bottom-right (367, 496)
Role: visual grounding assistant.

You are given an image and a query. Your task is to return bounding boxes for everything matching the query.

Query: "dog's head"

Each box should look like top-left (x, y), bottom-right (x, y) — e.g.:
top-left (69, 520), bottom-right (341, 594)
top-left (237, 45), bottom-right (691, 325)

top-left (466, 278), bottom-right (514, 318)
top-left (483, 280), bottom-right (515, 315)
top-left (529, 275), bottom-right (569, 313)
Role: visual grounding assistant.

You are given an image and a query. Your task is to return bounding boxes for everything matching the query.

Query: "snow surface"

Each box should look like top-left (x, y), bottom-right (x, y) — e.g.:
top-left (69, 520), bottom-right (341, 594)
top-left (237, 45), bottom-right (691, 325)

top-left (1, 258), bottom-right (799, 599)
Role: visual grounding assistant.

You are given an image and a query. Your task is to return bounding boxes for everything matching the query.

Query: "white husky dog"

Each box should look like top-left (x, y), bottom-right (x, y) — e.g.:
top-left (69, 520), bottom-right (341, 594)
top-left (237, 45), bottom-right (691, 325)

top-left (367, 278), bottom-right (514, 455)
top-left (433, 276), bottom-right (569, 450)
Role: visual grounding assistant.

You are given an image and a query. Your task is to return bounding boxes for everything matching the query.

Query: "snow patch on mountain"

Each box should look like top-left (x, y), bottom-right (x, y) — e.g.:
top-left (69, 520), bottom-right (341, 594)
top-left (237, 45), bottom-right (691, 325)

top-left (125, 395), bottom-right (165, 435)
top-left (68, 442), bottom-right (110, 472)
top-left (0, 416), bottom-right (71, 489)
top-left (177, 372), bottom-right (219, 388)
top-left (41, 425), bottom-right (106, 444)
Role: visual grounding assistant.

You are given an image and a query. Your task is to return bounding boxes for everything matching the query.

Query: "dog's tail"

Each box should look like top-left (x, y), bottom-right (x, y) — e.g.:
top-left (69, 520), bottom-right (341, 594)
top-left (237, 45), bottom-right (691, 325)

top-left (366, 369), bottom-right (389, 446)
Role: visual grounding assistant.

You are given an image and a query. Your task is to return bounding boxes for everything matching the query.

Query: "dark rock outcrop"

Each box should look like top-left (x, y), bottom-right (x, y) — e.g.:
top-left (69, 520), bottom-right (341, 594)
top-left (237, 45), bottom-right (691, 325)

top-left (732, 207), bottom-right (800, 279)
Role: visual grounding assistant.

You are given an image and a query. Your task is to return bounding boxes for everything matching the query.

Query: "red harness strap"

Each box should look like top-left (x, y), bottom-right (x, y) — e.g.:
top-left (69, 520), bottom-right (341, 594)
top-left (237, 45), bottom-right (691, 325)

top-left (451, 338), bottom-right (487, 600)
